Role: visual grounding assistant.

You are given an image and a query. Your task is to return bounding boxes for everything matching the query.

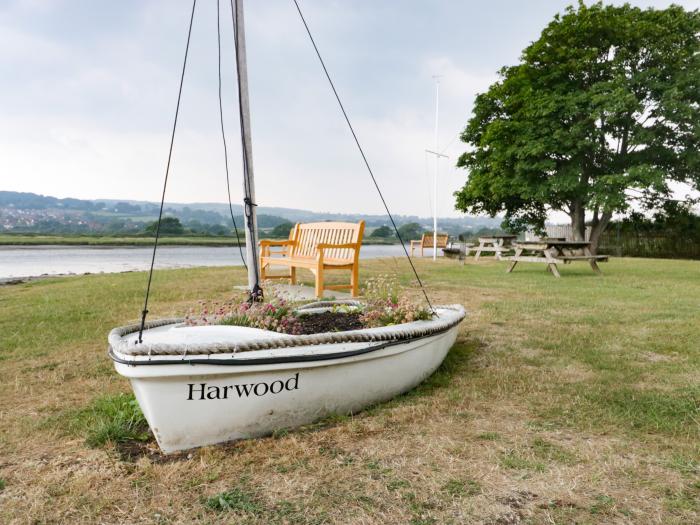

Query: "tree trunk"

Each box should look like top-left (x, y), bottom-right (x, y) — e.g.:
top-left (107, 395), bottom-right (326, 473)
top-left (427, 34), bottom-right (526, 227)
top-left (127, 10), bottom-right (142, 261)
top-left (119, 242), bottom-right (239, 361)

top-left (570, 201), bottom-right (586, 241)
top-left (588, 211), bottom-right (613, 255)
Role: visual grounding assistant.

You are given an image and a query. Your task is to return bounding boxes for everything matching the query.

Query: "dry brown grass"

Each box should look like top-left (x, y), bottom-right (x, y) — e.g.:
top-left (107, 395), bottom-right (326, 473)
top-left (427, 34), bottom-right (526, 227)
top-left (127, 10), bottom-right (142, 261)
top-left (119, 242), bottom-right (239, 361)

top-left (1, 257), bottom-right (698, 524)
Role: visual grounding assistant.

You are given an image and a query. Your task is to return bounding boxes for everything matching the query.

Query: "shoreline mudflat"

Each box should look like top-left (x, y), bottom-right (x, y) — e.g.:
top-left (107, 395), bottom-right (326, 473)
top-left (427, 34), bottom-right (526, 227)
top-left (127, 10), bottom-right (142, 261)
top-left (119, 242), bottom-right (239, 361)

top-left (0, 244), bottom-right (409, 282)
top-left (0, 235), bottom-right (399, 247)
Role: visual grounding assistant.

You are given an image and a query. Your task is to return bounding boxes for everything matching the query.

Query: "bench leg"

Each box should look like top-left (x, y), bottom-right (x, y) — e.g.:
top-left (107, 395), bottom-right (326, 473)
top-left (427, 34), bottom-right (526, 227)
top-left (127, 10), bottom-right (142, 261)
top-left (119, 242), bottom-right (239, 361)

top-left (351, 265), bottom-right (359, 297)
top-left (547, 263), bottom-right (561, 278)
top-left (506, 248), bottom-right (522, 273)
top-left (289, 266), bottom-right (297, 285)
top-left (474, 247), bottom-right (482, 261)
top-left (314, 267), bottom-right (324, 298)
top-left (584, 247), bottom-right (602, 274)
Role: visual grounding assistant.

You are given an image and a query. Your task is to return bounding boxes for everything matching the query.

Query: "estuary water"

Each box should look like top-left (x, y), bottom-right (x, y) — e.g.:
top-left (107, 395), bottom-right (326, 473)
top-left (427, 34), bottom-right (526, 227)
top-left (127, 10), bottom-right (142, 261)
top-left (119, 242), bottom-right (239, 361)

top-left (0, 244), bottom-right (408, 280)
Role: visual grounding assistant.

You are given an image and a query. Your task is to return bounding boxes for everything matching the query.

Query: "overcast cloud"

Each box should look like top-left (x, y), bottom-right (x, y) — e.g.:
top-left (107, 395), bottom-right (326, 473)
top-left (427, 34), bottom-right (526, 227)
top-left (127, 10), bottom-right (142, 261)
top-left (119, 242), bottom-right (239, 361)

top-left (1, 0), bottom-right (698, 217)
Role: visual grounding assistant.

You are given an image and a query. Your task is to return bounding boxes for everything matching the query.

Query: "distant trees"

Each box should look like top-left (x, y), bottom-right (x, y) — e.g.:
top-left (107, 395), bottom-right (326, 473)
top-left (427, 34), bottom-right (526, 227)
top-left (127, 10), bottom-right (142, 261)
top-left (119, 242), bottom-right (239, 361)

top-left (0, 191), bottom-right (105, 211)
top-left (458, 226), bottom-right (506, 242)
top-left (370, 225), bottom-right (394, 238)
top-left (269, 222), bottom-right (295, 238)
top-left (455, 3), bottom-right (700, 253)
top-left (397, 222), bottom-right (424, 241)
top-left (144, 217), bottom-right (184, 235)
top-left (615, 202), bottom-right (700, 235)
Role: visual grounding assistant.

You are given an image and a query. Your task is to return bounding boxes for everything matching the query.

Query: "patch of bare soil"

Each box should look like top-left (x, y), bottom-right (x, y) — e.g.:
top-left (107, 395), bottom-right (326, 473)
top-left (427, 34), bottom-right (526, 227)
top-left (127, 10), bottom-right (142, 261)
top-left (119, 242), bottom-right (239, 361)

top-left (296, 311), bottom-right (364, 334)
top-left (487, 491), bottom-right (539, 524)
top-left (115, 439), bottom-right (188, 464)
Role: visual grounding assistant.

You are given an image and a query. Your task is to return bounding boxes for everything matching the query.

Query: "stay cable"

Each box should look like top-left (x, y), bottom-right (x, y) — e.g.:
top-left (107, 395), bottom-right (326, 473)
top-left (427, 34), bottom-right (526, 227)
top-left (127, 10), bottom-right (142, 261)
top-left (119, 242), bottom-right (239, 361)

top-left (291, 0), bottom-right (434, 312)
top-left (137, 0), bottom-right (197, 343)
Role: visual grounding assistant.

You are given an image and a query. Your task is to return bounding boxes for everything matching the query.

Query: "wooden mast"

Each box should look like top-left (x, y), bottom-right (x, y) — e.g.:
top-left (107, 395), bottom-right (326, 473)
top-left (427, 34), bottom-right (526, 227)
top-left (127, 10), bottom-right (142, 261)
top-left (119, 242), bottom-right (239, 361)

top-left (233, 0), bottom-right (261, 298)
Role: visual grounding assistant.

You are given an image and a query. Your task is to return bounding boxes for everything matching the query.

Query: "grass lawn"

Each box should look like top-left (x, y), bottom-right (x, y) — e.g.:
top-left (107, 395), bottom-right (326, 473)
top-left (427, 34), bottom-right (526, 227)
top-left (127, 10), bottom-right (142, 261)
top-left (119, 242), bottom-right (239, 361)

top-left (0, 257), bottom-right (698, 524)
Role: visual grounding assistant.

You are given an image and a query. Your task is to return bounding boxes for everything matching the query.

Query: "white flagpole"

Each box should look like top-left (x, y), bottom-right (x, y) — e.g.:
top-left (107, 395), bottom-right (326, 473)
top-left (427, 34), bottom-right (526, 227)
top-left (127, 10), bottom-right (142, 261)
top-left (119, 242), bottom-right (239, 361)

top-left (432, 77), bottom-right (439, 260)
top-left (424, 76), bottom-right (446, 261)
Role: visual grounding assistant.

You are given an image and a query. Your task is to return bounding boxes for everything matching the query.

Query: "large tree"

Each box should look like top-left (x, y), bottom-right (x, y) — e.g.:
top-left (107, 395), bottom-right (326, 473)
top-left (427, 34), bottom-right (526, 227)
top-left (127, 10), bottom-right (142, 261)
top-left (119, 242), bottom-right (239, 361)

top-left (455, 2), bottom-right (699, 252)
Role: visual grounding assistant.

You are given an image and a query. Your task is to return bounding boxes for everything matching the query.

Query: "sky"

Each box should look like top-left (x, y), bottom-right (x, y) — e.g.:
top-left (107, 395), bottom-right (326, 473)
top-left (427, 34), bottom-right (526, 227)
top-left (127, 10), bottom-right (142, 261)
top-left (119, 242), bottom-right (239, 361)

top-left (1, 0), bottom-right (698, 218)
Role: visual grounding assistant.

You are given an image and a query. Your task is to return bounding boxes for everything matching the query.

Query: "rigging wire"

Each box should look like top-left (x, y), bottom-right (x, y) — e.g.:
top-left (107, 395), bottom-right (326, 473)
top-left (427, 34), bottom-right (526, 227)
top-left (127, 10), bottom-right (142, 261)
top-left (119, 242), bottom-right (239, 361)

top-left (231, 0), bottom-right (263, 301)
top-left (291, 0), bottom-right (434, 312)
top-left (440, 131), bottom-right (460, 156)
top-left (137, 0), bottom-right (197, 344)
top-left (217, 0), bottom-right (247, 270)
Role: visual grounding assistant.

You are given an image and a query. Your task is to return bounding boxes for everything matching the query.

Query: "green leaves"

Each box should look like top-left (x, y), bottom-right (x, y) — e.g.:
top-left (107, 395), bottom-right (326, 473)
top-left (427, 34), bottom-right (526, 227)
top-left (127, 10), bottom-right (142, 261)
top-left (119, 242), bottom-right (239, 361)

top-left (455, 2), bottom-right (700, 234)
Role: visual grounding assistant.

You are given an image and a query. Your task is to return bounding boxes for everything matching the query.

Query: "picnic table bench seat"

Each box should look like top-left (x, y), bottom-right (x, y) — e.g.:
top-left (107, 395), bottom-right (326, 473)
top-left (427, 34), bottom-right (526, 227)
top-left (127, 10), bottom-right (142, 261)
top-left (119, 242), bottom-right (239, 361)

top-left (259, 221), bottom-right (365, 298)
top-left (558, 255), bottom-right (609, 262)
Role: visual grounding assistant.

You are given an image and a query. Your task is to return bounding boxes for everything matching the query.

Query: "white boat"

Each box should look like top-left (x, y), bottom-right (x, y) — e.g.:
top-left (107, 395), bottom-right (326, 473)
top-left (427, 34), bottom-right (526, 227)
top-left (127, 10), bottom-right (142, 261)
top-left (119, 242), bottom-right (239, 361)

top-left (109, 0), bottom-right (466, 454)
top-left (109, 302), bottom-right (465, 454)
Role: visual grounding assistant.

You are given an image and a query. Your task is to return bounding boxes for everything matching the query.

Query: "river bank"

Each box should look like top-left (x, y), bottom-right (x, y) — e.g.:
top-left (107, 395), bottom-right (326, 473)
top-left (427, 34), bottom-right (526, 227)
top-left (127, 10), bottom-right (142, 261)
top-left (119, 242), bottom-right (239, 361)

top-left (0, 234), bottom-right (398, 247)
top-left (0, 243), bottom-right (409, 281)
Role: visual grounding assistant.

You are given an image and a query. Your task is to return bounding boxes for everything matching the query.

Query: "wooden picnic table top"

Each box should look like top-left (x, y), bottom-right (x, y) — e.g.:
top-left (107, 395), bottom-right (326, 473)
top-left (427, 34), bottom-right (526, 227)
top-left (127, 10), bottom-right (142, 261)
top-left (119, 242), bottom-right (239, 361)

top-left (478, 235), bottom-right (518, 241)
top-left (515, 240), bottom-right (591, 248)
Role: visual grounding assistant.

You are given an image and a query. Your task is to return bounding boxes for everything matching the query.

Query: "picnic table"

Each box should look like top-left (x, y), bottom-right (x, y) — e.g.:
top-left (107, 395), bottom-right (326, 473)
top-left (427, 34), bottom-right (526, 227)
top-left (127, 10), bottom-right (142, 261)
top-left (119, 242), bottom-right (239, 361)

top-left (474, 235), bottom-right (517, 261)
top-left (506, 240), bottom-right (608, 277)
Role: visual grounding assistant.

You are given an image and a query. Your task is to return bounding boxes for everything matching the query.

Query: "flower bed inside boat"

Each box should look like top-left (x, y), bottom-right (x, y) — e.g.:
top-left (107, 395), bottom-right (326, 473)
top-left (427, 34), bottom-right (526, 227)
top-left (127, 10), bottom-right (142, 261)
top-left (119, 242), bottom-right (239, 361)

top-left (183, 276), bottom-right (433, 336)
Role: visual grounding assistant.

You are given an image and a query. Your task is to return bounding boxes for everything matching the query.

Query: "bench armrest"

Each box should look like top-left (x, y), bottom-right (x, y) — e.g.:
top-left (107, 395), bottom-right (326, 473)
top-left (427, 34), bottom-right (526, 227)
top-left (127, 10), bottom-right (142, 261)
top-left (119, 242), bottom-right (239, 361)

top-left (260, 239), bottom-right (295, 258)
top-left (259, 239), bottom-right (295, 247)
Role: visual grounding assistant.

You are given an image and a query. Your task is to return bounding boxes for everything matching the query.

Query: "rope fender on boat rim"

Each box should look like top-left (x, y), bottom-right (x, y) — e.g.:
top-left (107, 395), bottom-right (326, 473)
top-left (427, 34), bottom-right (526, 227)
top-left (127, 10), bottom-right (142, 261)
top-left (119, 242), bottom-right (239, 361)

top-left (109, 304), bottom-right (465, 357)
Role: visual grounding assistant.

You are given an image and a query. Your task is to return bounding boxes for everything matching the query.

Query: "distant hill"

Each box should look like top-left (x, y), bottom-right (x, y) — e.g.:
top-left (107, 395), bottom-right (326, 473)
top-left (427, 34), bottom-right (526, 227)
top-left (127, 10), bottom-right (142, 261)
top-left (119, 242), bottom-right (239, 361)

top-left (0, 191), bottom-right (501, 235)
top-left (94, 197), bottom-right (501, 230)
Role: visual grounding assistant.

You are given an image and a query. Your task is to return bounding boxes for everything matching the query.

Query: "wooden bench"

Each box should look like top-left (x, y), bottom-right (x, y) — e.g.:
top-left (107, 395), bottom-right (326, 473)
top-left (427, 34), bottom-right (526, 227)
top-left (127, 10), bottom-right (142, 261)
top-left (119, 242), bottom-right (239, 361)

top-left (259, 221), bottom-right (365, 298)
top-left (410, 233), bottom-right (448, 257)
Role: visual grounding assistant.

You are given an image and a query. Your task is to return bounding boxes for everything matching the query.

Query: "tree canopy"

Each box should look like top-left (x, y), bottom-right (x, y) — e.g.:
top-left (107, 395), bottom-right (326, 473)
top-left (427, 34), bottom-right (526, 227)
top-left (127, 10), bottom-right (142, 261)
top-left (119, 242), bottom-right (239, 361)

top-left (454, 2), bottom-right (699, 250)
top-left (370, 225), bottom-right (395, 238)
top-left (144, 217), bottom-right (184, 235)
top-left (397, 222), bottom-right (424, 241)
top-left (270, 222), bottom-right (295, 238)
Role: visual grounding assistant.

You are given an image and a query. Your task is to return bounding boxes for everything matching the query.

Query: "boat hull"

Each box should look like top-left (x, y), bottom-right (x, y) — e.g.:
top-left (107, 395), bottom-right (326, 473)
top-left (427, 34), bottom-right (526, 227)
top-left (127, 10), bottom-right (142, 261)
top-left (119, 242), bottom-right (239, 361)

top-left (114, 326), bottom-right (458, 453)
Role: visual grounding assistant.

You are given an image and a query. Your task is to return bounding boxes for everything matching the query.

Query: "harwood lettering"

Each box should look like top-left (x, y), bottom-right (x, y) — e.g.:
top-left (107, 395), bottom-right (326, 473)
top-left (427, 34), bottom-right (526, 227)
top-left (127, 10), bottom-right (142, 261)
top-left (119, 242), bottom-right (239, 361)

top-left (187, 383), bottom-right (207, 400)
top-left (234, 383), bottom-right (253, 397)
top-left (187, 374), bottom-right (300, 400)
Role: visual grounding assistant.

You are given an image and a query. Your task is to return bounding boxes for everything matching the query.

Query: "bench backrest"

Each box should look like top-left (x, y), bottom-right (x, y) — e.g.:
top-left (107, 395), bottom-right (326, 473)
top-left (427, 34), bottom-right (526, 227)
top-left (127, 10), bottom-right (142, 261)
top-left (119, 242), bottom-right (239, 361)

top-left (420, 233), bottom-right (449, 248)
top-left (291, 221), bottom-right (365, 262)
